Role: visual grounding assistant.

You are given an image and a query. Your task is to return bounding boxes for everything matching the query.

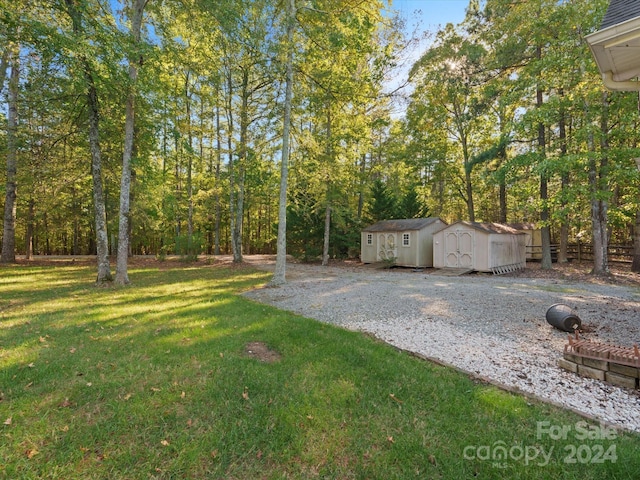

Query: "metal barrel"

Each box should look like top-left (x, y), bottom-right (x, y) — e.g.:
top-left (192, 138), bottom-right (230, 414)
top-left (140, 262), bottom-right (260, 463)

top-left (546, 304), bottom-right (582, 332)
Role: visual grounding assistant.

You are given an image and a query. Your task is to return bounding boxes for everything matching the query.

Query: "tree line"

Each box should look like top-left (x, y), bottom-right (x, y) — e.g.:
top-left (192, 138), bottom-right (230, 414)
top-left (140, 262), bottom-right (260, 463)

top-left (1, 0), bottom-right (639, 282)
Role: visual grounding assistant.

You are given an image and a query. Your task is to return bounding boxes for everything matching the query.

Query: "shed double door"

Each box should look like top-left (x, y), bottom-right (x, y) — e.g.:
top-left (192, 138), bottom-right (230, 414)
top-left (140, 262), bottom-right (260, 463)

top-left (377, 233), bottom-right (397, 261)
top-left (445, 230), bottom-right (473, 268)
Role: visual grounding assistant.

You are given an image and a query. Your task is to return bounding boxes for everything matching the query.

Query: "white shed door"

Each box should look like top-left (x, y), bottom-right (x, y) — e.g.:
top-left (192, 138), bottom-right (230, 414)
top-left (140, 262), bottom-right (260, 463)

top-left (444, 231), bottom-right (473, 268)
top-left (377, 233), bottom-right (397, 261)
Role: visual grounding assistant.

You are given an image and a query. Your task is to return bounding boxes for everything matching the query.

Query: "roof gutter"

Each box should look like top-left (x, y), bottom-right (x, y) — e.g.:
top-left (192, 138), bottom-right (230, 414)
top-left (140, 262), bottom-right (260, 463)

top-left (601, 71), bottom-right (640, 91)
top-left (586, 15), bottom-right (640, 91)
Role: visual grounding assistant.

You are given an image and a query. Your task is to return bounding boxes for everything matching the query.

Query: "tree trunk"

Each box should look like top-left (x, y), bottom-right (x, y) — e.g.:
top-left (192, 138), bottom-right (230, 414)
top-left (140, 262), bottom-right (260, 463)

top-left (633, 97), bottom-right (640, 272)
top-left (174, 131), bottom-right (181, 238)
top-left (464, 168), bottom-right (475, 222)
top-left (590, 91), bottom-right (610, 275)
top-left (231, 68), bottom-right (250, 264)
top-left (498, 182), bottom-right (507, 223)
top-left (115, 0), bottom-right (145, 285)
top-left (322, 202), bottom-right (331, 266)
top-left (460, 131), bottom-right (474, 222)
top-left (557, 88), bottom-right (569, 263)
top-left (214, 95), bottom-right (222, 255)
top-left (225, 64), bottom-right (240, 262)
top-left (184, 72), bottom-right (194, 255)
top-left (25, 198), bottom-right (35, 260)
top-left (321, 104), bottom-right (333, 266)
top-left (65, 0), bottom-right (111, 283)
top-left (357, 153), bottom-right (366, 220)
top-left (536, 56), bottom-right (552, 270)
top-left (1, 46), bottom-right (19, 264)
top-left (272, 0), bottom-right (296, 285)
top-left (632, 209), bottom-right (640, 272)
top-left (87, 74), bottom-right (112, 283)
top-left (0, 47), bottom-right (10, 90)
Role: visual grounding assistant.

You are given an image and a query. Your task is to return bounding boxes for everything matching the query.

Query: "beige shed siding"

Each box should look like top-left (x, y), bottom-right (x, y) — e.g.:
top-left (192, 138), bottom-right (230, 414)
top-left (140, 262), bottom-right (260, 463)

top-left (361, 232), bottom-right (377, 264)
top-left (507, 223), bottom-right (541, 260)
top-left (433, 221), bottom-right (526, 272)
top-left (361, 218), bottom-right (445, 267)
top-left (396, 231), bottom-right (414, 266)
top-left (488, 233), bottom-right (526, 270)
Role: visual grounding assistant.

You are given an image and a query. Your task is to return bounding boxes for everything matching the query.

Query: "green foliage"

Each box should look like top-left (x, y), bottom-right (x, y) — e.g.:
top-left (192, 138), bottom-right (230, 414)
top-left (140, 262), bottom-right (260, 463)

top-left (175, 232), bottom-right (204, 261)
top-left (397, 184), bottom-right (428, 219)
top-left (6, 0), bottom-right (640, 271)
top-left (367, 178), bottom-right (397, 222)
top-left (285, 193), bottom-right (324, 261)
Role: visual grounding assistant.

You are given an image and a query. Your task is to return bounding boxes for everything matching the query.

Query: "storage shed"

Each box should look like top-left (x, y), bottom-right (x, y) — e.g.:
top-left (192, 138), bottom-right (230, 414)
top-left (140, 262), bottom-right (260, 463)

top-left (432, 221), bottom-right (526, 273)
top-left (361, 217), bottom-right (446, 268)
top-left (507, 223), bottom-right (542, 260)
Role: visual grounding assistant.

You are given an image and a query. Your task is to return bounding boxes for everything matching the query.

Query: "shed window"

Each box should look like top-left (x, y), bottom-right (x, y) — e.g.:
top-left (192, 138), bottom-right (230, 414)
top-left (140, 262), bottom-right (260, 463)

top-left (366, 233), bottom-right (373, 246)
top-left (402, 232), bottom-right (410, 247)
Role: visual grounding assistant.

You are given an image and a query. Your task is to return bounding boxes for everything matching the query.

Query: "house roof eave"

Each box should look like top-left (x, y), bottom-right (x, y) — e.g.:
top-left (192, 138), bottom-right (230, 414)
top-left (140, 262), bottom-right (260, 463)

top-left (586, 15), bottom-right (640, 91)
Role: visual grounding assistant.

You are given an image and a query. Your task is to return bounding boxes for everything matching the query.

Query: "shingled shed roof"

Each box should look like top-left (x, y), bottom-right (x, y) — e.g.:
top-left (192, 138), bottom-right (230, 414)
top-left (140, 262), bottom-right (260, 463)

top-left (362, 217), bottom-right (442, 232)
top-left (506, 222), bottom-right (537, 231)
top-left (442, 221), bottom-right (524, 235)
top-left (601, 0), bottom-right (640, 29)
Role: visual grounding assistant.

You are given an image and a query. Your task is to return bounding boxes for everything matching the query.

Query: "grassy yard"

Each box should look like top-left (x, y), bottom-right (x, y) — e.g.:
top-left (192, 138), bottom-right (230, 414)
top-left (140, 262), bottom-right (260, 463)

top-left (1, 260), bottom-right (639, 479)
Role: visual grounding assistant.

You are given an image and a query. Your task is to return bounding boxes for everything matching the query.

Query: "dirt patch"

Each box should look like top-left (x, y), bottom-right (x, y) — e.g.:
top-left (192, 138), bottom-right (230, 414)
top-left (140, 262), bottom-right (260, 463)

top-left (244, 341), bottom-right (281, 363)
top-left (503, 260), bottom-right (640, 287)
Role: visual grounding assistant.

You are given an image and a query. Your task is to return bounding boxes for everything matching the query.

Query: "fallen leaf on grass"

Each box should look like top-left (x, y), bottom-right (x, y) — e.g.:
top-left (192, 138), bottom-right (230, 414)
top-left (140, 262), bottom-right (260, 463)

top-left (27, 363), bottom-right (35, 368)
top-left (69, 347), bottom-right (76, 354)
top-left (180, 391), bottom-right (186, 399)
top-left (4, 417), bottom-right (11, 425)
top-left (428, 454), bottom-right (437, 466)
top-left (25, 448), bottom-right (38, 459)
top-left (59, 398), bottom-right (72, 408)
top-left (387, 436), bottom-right (394, 444)
top-left (242, 387), bottom-right (249, 400)
top-left (389, 393), bottom-right (403, 404)
top-left (151, 387), bottom-right (161, 392)
top-left (161, 440), bottom-right (170, 446)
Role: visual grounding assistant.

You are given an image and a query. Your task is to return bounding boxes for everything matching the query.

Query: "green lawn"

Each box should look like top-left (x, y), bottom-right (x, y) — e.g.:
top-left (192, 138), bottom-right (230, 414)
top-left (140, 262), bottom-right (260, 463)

top-left (1, 261), bottom-right (638, 479)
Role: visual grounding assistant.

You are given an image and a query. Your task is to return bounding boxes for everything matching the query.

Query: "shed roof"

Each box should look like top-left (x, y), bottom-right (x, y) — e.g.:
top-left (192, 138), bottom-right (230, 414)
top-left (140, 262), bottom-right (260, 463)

top-left (439, 221), bottom-right (523, 235)
top-left (506, 222), bottom-right (538, 231)
top-left (363, 217), bottom-right (442, 232)
top-left (601, 0), bottom-right (640, 29)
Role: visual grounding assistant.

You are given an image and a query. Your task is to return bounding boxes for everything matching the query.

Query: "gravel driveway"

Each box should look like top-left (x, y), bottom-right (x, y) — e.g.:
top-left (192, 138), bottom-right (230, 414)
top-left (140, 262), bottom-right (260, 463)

top-left (242, 257), bottom-right (640, 433)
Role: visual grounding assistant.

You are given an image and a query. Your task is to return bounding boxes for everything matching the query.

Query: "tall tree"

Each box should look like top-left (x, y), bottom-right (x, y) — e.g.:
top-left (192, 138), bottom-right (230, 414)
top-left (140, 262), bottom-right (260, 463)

top-left (1, 44), bottom-right (19, 263)
top-left (408, 24), bottom-right (486, 222)
top-left (272, 0), bottom-right (296, 285)
top-left (116, 0), bottom-right (148, 285)
top-left (63, 0), bottom-right (112, 283)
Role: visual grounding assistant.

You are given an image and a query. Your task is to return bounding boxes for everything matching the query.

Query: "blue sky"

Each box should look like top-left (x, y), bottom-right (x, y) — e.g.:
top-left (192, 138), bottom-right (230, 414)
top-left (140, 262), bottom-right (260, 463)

top-left (393, 0), bottom-right (470, 32)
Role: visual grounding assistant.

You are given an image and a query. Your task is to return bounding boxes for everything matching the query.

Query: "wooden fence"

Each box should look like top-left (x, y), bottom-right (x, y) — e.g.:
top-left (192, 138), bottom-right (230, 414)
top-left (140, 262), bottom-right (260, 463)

top-left (527, 244), bottom-right (634, 263)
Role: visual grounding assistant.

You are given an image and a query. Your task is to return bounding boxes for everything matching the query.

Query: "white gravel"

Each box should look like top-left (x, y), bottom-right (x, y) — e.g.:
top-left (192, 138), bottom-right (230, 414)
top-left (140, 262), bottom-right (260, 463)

top-left (242, 259), bottom-right (640, 434)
